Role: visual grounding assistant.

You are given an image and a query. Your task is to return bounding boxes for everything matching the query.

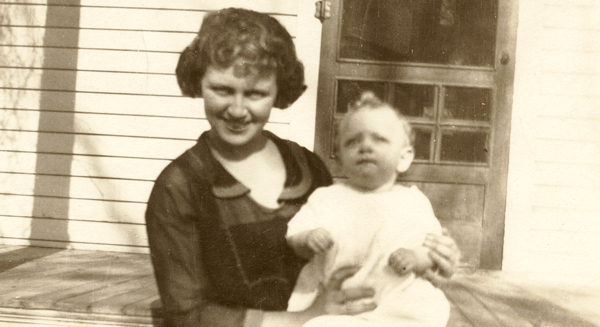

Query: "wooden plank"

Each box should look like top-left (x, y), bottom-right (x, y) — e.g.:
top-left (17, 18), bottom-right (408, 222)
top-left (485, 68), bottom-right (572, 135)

top-left (0, 45), bottom-right (44, 69)
top-left (0, 108), bottom-right (40, 130)
top-left (534, 139), bottom-right (600, 165)
top-left (2, 110), bottom-right (290, 140)
top-left (542, 29), bottom-right (600, 53)
top-left (0, 131), bottom-right (197, 159)
top-left (531, 207), bottom-right (600, 233)
top-left (533, 185), bottom-right (600, 210)
top-left (1, 27), bottom-right (192, 51)
top-left (1, 91), bottom-right (293, 123)
top-left (120, 289), bottom-right (161, 317)
top-left (0, 126), bottom-right (290, 159)
top-left (0, 173), bottom-right (153, 202)
top-left (440, 281), bottom-right (507, 327)
top-left (534, 162), bottom-right (600, 188)
top-left (454, 273), bottom-right (599, 327)
top-left (544, 3), bottom-right (600, 30)
top-left (0, 194), bottom-right (147, 224)
top-left (0, 152), bottom-right (170, 181)
top-left (0, 3), bottom-right (47, 26)
top-left (1, 5), bottom-right (296, 36)
top-left (0, 26), bottom-right (45, 47)
top-left (0, 66), bottom-right (43, 90)
top-left (6, 0), bottom-right (299, 15)
top-left (0, 216), bottom-right (149, 247)
top-left (4, 68), bottom-right (181, 96)
top-left (76, 7), bottom-right (296, 36)
top-left (1, 90), bottom-right (196, 116)
top-left (539, 96), bottom-right (600, 120)
top-left (525, 250), bottom-right (600, 277)
top-left (540, 50), bottom-right (600, 75)
top-left (540, 73), bottom-right (599, 97)
top-left (535, 117), bottom-right (600, 143)
top-left (0, 47), bottom-right (178, 74)
top-left (78, 0), bottom-right (298, 14)
top-left (76, 49), bottom-right (178, 74)
top-left (62, 276), bottom-right (157, 315)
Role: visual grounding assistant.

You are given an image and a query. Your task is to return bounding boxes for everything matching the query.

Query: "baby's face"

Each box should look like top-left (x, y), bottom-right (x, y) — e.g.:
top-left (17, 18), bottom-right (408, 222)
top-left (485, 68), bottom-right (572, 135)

top-left (338, 107), bottom-right (411, 190)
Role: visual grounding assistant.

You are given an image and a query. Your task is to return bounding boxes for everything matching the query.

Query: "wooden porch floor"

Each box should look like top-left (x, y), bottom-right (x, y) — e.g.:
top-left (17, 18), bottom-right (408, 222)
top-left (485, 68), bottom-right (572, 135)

top-left (0, 245), bottom-right (598, 327)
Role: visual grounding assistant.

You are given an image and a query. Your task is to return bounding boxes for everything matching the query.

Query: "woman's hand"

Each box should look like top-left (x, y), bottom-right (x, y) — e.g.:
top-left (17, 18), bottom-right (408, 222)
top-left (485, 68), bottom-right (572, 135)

top-left (423, 229), bottom-right (461, 285)
top-left (310, 266), bottom-right (376, 316)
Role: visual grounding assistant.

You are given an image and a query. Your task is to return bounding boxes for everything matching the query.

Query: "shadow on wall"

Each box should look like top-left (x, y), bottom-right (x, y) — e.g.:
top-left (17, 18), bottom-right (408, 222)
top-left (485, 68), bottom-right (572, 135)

top-left (29, 1), bottom-right (81, 246)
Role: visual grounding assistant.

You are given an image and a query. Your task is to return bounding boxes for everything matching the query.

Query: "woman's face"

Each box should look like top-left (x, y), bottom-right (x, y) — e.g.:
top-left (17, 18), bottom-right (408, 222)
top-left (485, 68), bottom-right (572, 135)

top-left (201, 63), bottom-right (278, 150)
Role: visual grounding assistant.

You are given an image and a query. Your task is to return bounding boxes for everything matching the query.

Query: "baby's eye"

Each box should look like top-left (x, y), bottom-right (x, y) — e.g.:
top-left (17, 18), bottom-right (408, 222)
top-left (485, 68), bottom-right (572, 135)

top-left (343, 137), bottom-right (360, 148)
top-left (373, 135), bottom-right (388, 143)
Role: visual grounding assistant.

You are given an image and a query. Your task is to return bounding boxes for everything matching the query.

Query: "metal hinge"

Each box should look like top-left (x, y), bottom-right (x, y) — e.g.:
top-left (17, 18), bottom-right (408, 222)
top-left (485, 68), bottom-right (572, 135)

top-left (314, 0), bottom-right (331, 22)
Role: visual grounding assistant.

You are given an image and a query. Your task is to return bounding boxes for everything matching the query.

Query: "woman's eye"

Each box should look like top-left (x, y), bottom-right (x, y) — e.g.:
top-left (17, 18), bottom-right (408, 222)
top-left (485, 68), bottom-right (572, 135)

top-left (211, 87), bottom-right (232, 96)
top-left (246, 91), bottom-right (267, 100)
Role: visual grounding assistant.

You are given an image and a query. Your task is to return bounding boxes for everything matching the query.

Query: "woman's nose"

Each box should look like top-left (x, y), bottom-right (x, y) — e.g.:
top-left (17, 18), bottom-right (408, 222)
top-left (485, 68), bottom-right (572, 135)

top-left (226, 95), bottom-right (247, 118)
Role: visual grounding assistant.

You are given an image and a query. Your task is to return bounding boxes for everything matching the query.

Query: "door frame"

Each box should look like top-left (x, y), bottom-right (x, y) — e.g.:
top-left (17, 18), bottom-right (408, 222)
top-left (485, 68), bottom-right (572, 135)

top-left (313, 0), bottom-right (519, 269)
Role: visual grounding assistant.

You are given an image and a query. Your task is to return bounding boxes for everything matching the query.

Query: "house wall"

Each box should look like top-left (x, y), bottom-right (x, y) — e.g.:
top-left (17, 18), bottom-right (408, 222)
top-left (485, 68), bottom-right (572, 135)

top-left (504, 0), bottom-right (600, 279)
top-left (0, 0), bottom-right (322, 253)
top-left (2, 0), bottom-right (599, 278)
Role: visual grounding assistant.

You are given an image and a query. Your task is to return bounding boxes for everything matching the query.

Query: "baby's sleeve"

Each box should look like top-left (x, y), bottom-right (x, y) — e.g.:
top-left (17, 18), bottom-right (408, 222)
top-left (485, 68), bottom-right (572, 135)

top-left (411, 186), bottom-right (443, 235)
top-left (286, 188), bottom-right (327, 238)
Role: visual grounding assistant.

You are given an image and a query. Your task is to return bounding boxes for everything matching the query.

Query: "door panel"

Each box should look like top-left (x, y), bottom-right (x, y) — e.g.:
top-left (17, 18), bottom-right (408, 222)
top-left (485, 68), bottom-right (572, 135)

top-left (315, 0), bottom-right (518, 269)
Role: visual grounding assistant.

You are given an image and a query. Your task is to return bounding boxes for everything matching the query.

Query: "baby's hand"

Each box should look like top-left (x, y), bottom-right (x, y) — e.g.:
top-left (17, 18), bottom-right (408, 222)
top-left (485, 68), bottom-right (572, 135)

top-left (307, 228), bottom-right (333, 253)
top-left (388, 248), bottom-right (417, 275)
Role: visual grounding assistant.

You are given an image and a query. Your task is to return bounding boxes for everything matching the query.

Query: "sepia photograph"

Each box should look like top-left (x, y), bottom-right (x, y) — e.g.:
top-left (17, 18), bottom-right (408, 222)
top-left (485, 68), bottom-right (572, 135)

top-left (1, 0), bottom-right (599, 326)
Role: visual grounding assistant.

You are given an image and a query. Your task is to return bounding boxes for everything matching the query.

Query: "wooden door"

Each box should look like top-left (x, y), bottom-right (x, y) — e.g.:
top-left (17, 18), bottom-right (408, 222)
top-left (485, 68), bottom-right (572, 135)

top-left (314, 0), bottom-right (518, 269)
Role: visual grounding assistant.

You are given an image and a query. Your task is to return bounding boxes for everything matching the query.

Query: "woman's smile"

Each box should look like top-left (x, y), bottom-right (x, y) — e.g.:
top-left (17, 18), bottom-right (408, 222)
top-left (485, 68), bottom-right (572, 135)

top-left (200, 63), bottom-right (278, 151)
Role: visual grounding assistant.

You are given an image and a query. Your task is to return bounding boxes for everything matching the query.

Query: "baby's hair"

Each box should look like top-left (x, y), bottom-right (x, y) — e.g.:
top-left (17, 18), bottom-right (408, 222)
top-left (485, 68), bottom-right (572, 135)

top-left (176, 7), bottom-right (306, 109)
top-left (339, 91), bottom-right (415, 146)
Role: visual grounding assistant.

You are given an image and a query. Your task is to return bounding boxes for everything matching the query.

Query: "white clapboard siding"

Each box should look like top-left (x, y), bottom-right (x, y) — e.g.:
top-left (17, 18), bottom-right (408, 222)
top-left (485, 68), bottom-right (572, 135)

top-left (532, 207), bottom-right (600, 233)
top-left (0, 173), bottom-right (153, 203)
top-left (2, 4), bottom-right (297, 36)
top-left (1, 194), bottom-right (147, 225)
top-left (504, 0), bottom-right (600, 277)
top-left (1, 46), bottom-right (179, 74)
top-left (0, 152), bottom-right (171, 181)
top-left (534, 139), bottom-right (600, 165)
top-left (12, 0), bottom-right (298, 16)
top-left (0, 131), bottom-right (195, 159)
top-left (0, 216), bottom-right (149, 248)
top-left (1, 0), bottom-right (302, 252)
top-left (534, 162), bottom-right (600, 189)
top-left (2, 91), bottom-right (295, 125)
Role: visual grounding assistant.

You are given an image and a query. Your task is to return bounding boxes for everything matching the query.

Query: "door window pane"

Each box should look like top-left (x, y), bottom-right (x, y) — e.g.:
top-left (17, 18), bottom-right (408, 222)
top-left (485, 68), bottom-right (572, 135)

top-left (336, 80), bottom-right (387, 113)
top-left (440, 129), bottom-right (489, 163)
top-left (443, 87), bottom-right (491, 121)
top-left (393, 84), bottom-right (436, 119)
top-left (413, 127), bottom-right (433, 161)
top-left (339, 0), bottom-right (498, 67)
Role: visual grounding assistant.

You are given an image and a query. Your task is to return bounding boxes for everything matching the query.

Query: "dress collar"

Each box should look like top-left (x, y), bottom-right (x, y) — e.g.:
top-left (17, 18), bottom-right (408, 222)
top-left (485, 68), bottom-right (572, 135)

top-left (189, 131), bottom-right (313, 201)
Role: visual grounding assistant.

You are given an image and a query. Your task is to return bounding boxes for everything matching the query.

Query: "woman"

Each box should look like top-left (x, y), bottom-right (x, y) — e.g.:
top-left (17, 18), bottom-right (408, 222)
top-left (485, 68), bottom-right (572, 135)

top-left (145, 7), bottom-right (459, 327)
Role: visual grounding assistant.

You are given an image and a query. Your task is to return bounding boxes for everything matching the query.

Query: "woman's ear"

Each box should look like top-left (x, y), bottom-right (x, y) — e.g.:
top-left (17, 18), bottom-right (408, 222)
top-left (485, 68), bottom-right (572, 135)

top-left (396, 146), bottom-right (415, 173)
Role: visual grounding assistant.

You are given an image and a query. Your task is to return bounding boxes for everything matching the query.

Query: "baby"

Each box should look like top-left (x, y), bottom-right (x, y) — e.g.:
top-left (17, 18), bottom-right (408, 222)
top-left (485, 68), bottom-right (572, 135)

top-left (286, 92), bottom-right (450, 327)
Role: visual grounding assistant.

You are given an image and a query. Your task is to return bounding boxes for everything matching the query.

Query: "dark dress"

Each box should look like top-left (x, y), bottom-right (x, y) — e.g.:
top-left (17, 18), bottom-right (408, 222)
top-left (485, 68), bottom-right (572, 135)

top-left (145, 131), bottom-right (332, 327)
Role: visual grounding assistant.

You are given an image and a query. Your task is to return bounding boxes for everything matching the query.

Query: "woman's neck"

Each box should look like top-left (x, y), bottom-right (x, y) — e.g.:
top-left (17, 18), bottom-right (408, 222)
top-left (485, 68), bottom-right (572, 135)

top-left (207, 131), bottom-right (269, 161)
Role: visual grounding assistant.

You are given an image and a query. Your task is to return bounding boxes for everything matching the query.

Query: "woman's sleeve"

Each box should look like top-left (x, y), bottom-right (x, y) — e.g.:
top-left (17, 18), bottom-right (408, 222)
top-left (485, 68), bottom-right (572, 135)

top-left (145, 165), bottom-right (247, 327)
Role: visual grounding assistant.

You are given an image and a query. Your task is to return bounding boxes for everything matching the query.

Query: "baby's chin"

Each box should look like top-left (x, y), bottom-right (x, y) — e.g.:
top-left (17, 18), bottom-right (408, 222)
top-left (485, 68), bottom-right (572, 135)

top-left (345, 175), bottom-right (395, 192)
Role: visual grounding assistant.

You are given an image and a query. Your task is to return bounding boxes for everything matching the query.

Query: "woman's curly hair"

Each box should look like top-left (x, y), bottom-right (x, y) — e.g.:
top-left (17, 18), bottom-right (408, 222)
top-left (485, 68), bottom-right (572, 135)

top-left (176, 7), bottom-right (307, 109)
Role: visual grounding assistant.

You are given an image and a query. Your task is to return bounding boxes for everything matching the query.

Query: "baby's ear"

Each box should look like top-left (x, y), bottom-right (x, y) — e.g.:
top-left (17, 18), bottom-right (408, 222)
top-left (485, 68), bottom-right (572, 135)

top-left (396, 146), bottom-right (415, 173)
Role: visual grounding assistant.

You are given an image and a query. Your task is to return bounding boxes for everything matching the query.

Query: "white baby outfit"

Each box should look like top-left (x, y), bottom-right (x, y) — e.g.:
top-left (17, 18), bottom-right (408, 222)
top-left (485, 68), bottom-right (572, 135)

top-left (286, 183), bottom-right (449, 327)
